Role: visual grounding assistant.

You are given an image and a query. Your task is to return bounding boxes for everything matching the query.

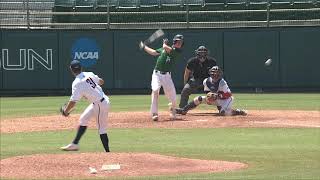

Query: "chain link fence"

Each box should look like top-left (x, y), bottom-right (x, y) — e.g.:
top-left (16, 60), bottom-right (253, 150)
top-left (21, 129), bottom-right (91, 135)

top-left (0, 0), bottom-right (320, 29)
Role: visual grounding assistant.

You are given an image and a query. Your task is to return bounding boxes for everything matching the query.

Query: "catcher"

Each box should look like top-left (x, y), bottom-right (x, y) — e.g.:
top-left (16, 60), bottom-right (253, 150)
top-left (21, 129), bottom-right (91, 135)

top-left (176, 66), bottom-right (247, 116)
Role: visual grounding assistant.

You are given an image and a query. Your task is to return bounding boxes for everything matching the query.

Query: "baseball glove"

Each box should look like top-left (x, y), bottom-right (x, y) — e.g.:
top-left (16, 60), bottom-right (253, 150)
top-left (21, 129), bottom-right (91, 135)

top-left (163, 38), bottom-right (169, 45)
top-left (139, 41), bottom-right (145, 50)
top-left (206, 92), bottom-right (218, 104)
top-left (60, 103), bottom-right (69, 117)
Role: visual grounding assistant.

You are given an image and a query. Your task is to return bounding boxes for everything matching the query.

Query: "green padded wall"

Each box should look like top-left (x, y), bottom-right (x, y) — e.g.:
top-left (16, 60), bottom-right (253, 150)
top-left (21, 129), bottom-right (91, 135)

top-left (280, 28), bottom-right (320, 87)
top-left (59, 31), bottom-right (114, 90)
top-left (1, 27), bottom-right (319, 95)
top-left (224, 30), bottom-right (280, 88)
top-left (113, 30), bottom-right (223, 89)
top-left (1, 31), bottom-right (59, 90)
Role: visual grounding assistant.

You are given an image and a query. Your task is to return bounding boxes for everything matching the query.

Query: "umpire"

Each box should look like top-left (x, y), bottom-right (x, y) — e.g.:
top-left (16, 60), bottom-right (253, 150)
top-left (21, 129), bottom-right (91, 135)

top-left (178, 45), bottom-right (217, 108)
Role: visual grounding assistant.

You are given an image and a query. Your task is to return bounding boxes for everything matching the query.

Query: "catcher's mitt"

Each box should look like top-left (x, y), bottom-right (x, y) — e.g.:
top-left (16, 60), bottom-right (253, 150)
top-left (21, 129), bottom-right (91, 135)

top-left (206, 92), bottom-right (218, 104)
top-left (60, 104), bottom-right (69, 117)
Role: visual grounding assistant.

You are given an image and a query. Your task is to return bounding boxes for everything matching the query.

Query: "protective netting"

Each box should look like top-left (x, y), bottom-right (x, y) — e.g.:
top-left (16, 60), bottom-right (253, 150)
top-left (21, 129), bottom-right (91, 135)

top-left (0, 0), bottom-right (319, 29)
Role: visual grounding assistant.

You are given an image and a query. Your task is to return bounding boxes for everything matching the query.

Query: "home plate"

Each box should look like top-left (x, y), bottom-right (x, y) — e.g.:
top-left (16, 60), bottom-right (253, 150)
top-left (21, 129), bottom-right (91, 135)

top-left (196, 120), bottom-right (208, 122)
top-left (101, 164), bottom-right (121, 171)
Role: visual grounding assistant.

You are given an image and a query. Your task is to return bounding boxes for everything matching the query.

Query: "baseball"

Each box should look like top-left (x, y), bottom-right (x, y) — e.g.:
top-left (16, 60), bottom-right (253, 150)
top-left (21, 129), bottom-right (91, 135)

top-left (265, 58), bottom-right (272, 66)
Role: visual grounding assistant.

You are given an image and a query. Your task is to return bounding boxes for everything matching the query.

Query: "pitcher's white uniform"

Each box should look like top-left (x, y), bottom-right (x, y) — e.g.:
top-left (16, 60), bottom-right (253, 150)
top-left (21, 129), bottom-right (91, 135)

top-left (70, 72), bottom-right (110, 134)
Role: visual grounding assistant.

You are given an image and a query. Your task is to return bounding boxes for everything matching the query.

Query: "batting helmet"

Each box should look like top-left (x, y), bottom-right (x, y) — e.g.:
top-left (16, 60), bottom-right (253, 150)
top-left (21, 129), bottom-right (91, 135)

top-left (173, 34), bottom-right (183, 41)
top-left (195, 45), bottom-right (209, 62)
top-left (173, 34), bottom-right (184, 47)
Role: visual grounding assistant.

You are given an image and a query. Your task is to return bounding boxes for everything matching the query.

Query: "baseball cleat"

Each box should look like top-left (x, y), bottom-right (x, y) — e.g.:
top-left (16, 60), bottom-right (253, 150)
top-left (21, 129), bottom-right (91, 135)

top-left (152, 113), bottom-right (159, 121)
top-left (175, 108), bottom-right (187, 115)
top-left (60, 143), bottom-right (79, 151)
top-left (239, 110), bottom-right (248, 116)
top-left (234, 109), bottom-right (248, 116)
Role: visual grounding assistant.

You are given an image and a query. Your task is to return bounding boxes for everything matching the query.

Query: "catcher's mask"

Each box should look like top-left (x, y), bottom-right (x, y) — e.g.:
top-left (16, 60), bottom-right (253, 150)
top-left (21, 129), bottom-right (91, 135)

top-left (195, 45), bottom-right (208, 62)
top-left (173, 34), bottom-right (184, 48)
top-left (209, 66), bottom-right (223, 81)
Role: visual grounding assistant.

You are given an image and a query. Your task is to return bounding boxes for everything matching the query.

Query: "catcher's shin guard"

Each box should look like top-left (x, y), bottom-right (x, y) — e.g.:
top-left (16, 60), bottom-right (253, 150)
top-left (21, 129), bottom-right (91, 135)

top-left (185, 101), bottom-right (197, 111)
top-left (176, 101), bottom-right (197, 115)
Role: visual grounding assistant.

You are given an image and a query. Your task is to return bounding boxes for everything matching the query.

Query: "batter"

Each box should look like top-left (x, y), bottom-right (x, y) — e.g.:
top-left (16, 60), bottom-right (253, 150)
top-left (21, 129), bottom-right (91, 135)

top-left (140, 34), bottom-right (184, 121)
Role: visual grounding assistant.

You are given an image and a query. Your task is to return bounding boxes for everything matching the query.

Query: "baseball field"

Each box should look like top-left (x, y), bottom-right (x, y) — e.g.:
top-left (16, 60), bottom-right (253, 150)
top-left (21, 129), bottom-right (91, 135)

top-left (1, 93), bottom-right (320, 179)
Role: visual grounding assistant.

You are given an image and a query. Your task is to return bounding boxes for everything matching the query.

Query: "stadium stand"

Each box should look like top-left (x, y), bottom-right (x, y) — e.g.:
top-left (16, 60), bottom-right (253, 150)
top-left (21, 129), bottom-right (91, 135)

top-left (0, 0), bottom-right (54, 28)
top-left (1, 0), bottom-right (319, 29)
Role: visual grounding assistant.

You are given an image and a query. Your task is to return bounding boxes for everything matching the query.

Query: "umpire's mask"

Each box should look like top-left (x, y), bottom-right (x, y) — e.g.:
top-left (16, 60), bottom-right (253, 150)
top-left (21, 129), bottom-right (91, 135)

top-left (195, 46), bottom-right (208, 62)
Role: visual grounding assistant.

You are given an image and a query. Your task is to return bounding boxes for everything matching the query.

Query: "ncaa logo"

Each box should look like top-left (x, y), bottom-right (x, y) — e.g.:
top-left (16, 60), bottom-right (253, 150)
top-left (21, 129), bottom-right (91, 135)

top-left (71, 38), bottom-right (100, 68)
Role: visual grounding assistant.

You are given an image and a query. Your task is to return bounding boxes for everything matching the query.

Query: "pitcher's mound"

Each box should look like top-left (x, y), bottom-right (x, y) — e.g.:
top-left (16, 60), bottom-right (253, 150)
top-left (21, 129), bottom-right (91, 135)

top-left (0, 152), bottom-right (247, 179)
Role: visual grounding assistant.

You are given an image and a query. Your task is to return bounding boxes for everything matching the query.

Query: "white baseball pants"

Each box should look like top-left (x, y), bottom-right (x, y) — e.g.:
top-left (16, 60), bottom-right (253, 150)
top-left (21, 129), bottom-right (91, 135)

top-left (150, 70), bottom-right (176, 115)
top-left (79, 97), bottom-right (110, 134)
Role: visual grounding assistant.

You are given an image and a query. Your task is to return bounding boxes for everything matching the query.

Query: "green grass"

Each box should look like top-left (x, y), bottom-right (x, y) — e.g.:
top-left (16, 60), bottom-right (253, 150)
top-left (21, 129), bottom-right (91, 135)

top-left (1, 93), bottom-right (320, 119)
top-left (1, 94), bottom-right (320, 179)
top-left (1, 128), bottom-right (320, 179)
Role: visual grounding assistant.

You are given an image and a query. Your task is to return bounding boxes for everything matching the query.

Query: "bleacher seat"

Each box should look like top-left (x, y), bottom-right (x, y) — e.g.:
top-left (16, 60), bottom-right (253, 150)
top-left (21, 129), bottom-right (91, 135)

top-left (226, 0), bottom-right (247, 4)
top-left (118, 0), bottom-right (138, 8)
top-left (205, 0), bottom-right (226, 5)
top-left (248, 0), bottom-right (269, 4)
top-left (55, 0), bottom-right (75, 7)
top-left (75, 0), bottom-right (96, 7)
top-left (225, 0), bottom-right (248, 9)
top-left (271, 0), bottom-right (293, 3)
top-left (185, 0), bottom-right (205, 6)
top-left (139, 0), bottom-right (159, 7)
top-left (293, 0), bottom-right (316, 3)
top-left (160, 0), bottom-right (183, 6)
top-left (96, 0), bottom-right (118, 7)
top-left (53, 0), bottom-right (75, 23)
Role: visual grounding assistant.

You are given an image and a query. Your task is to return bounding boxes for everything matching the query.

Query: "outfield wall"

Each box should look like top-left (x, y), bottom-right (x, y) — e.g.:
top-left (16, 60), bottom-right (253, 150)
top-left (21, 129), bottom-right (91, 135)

top-left (0, 27), bottom-right (319, 95)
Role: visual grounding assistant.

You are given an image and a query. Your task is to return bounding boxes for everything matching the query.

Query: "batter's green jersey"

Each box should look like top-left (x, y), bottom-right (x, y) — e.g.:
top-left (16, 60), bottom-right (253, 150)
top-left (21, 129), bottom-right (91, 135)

top-left (154, 47), bottom-right (182, 72)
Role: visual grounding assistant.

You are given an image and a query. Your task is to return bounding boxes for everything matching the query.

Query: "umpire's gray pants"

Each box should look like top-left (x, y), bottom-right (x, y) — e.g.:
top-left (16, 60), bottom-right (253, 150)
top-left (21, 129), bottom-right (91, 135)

top-left (179, 78), bottom-right (203, 108)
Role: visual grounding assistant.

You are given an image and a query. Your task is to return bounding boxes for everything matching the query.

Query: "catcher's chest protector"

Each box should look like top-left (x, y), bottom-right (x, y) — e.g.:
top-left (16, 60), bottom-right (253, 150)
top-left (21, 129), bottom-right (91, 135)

top-left (206, 78), bottom-right (221, 92)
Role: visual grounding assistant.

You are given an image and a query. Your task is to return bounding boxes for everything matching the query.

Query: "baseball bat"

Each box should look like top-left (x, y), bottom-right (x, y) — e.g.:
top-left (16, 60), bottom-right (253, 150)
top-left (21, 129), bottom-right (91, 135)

top-left (144, 29), bottom-right (165, 45)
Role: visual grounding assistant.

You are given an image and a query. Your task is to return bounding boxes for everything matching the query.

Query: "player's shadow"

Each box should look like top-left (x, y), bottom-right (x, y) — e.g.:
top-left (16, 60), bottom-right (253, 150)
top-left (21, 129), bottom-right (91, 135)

top-left (161, 117), bottom-right (188, 122)
top-left (188, 112), bottom-right (220, 116)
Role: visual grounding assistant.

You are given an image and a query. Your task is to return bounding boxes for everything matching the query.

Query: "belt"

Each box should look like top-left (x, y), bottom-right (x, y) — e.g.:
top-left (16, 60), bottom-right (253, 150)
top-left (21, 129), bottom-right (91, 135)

top-left (155, 70), bottom-right (170, 75)
top-left (93, 97), bottom-right (105, 104)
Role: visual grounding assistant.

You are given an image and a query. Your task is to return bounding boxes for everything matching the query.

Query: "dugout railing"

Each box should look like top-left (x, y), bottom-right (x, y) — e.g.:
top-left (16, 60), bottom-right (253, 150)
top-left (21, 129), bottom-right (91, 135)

top-left (0, 0), bottom-right (320, 29)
